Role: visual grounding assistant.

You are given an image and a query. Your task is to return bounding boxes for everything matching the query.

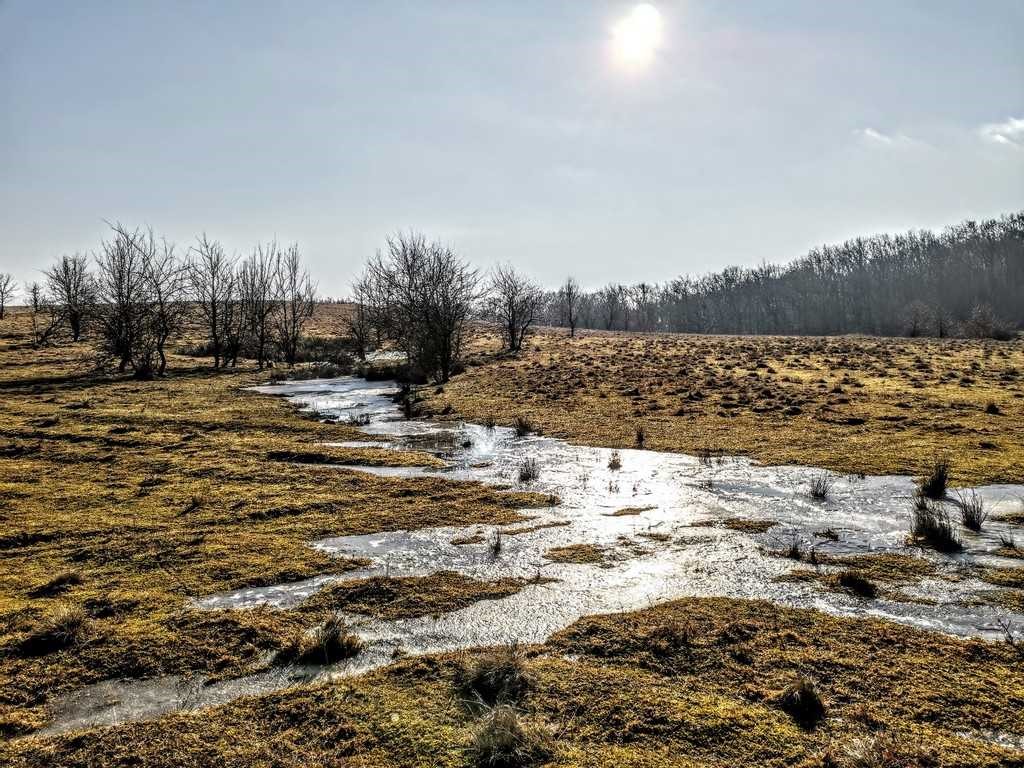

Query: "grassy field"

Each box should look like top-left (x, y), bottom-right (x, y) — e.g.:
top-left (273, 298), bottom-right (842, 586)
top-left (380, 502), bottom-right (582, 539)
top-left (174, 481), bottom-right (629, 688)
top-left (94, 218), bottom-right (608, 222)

top-left (426, 327), bottom-right (1024, 485)
top-left (1, 306), bottom-right (1023, 766)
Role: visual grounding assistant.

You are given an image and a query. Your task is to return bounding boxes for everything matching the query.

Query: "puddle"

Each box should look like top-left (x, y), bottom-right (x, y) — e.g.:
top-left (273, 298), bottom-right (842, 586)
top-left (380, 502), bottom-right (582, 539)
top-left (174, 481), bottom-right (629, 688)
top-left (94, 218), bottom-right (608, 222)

top-left (38, 376), bottom-right (1024, 736)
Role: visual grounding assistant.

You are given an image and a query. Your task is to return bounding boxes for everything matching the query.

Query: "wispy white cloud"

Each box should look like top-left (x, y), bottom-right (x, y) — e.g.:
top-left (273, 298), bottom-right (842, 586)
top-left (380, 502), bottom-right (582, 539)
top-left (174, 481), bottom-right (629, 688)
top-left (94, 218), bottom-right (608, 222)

top-left (978, 117), bottom-right (1024, 149)
top-left (853, 127), bottom-right (922, 148)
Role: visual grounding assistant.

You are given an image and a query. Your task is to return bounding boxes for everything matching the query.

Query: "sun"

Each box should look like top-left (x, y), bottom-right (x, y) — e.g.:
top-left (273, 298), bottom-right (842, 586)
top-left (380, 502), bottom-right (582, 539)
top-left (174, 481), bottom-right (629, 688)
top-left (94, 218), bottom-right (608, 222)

top-left (612, 4), bottom-right (663, 69)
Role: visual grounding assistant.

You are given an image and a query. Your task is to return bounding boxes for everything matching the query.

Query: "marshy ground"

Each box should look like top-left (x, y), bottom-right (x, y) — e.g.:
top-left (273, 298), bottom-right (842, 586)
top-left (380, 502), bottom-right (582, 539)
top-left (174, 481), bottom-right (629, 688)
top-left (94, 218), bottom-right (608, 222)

top-left (2, 307), bottom-right (1024, 767)
top-left (427, 327), bottom-right (1024, 484)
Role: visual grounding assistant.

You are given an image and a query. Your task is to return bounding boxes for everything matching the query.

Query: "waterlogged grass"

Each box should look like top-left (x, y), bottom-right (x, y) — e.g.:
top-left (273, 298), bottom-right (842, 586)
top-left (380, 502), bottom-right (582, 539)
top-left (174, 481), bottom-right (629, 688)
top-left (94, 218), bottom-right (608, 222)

top-left (0, 310), bottom-right (552, 735)
top-left (3, 309), bottom-right (1024, 765)
top-left (425, 328), bottom-right (1024, 485)
top-left (3, 598), bottom-right (1022, 767)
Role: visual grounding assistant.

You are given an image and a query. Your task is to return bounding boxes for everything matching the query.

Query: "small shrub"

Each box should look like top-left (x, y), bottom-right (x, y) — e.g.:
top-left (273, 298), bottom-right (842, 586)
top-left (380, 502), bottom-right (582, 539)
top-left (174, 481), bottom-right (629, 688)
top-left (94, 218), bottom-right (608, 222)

top-left (809, 472), bottom-right (832, 500)
top-left (918, 459), bottom-right (950, 500)
top-left (518, 458), bottom-right (540, 484)
top-left (19, 603), bottom-right (88, 656)
top-left (608, 450), bottom-right (622, 471)
top-left (467, 705), bottom-right (554, 768)
top-left (483, 415), bottom-right (497, 430)
top-left (777, 676), bottom-right (826, 729)
top-left (454, 644), bottom-right (531, 707)
top-left (999, 534), bottom-right (1017, 550)
top-left (512, 416), bottom-right (534, 437)
top-left (910, 502), bottom-right (962, 553)
top-left (955, 490), bottom-right (987, 532)
top-left (489, 530), bottom-right (503, 557)
top-left (635, 424), bottom-right (646, 449)
top-left (276, 616), bottom-right (363, 665)
top-left (836, 570), bottom-right (877, 599)
top-left (985, 401), bottom-right (1001, 415)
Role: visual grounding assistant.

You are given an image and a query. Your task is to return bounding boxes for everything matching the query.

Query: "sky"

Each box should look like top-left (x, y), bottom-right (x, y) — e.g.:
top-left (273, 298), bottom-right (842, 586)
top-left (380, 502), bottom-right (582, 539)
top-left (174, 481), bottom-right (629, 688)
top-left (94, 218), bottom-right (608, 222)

top-left (1, 0), bottom-right (1022, 297)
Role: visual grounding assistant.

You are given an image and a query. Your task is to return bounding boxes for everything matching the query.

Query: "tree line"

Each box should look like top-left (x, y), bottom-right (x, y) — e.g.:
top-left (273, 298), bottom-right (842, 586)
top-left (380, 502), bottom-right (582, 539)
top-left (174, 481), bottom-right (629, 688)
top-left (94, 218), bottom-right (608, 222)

top-left (539, 211), bottom-right (1023, 339)
top-left (2, 210), bottom-right (1020, 386)
top-left (5, 223), bottom-right (316, 378)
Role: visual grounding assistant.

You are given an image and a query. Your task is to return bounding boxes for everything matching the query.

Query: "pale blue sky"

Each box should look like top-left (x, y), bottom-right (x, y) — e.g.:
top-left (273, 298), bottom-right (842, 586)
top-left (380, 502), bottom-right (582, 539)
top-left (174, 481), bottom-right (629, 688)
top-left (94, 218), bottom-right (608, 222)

top-left (1, 1), bottom-right (1021, 296)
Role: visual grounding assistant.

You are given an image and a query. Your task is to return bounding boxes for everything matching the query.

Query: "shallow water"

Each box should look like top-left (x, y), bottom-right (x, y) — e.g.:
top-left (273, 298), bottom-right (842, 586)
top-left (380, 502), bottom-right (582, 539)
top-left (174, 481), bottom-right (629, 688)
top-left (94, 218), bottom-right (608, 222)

top-left (38, 376), bottom-right (1024, 736)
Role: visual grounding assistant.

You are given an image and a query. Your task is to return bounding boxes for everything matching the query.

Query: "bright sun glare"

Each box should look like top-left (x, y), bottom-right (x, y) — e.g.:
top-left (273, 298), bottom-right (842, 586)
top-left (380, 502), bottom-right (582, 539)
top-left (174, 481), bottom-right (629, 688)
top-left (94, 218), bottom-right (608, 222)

top-left (612, 3), bottom-right (663, 69)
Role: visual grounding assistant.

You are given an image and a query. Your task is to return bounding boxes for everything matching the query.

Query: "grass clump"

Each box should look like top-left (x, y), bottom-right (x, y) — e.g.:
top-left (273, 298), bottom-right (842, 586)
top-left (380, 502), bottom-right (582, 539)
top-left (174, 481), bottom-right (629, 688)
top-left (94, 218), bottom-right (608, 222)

top-left (954, 489), bottom-right (987, 532)
top-left (834, 570), bottom-right (878, 599)
top-left (634, 424), bottom-right (646, 449)
top-left (823, 732), bottom-right (939, 767)
top-left (910, 501), bottom-right (962, 553)
top-left (517, 457), bottom-right (540, 484)
top-left (809, 472), bottom-right (833, 500)
top-left (18, 603), bottom-right (88, 657)
top-left (276, 615), bottom-right (363, 665)
top-left (918, 458), bottom-right (950, 500)
top-left (544, 543), bottom-right (606, 564)
top-left (467, 705), bottom-right (554, 768)
top-left (27, 570), bottom-right (83, 598)
top-left (776, 676), bottom-right (826, 729)
top-left (512, 416), bottom-right (534, 437)
top-left (607, 450), bottom-right (622, 470)
top-left (454, 643), bottom-right (531, 707)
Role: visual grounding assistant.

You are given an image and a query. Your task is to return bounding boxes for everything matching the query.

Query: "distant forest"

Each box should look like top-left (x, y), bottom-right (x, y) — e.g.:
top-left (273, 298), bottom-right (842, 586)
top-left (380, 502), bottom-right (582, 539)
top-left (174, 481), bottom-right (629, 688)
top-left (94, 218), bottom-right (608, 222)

top-left (541, 212), bottom-right (1023, 338)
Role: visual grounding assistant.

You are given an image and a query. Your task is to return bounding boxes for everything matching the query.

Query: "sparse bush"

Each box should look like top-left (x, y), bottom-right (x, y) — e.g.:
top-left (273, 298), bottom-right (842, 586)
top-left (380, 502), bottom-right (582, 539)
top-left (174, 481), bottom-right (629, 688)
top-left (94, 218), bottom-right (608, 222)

top-left (635, 424), bottom-right (646, 449)
top-left (918, 459), bottom-right (950, 500)
top-left (467, 705), bottom-right (554, 768)
top-left (955, 489), bottom-right (987, 532)
top-left (985, 401), bottom-right (1001, 415)
top-left (512, 416), bottom-right (534, 437)
top-left (809, 472), bottom-right (832, 500)
top-left (483, 415), bottom-right (497, 430)
top-left (518, 457), bottom-right (540, 484)
top-left (276, 615), bottom-right (363, 665)
top-left (836, 570), bottom-right (877, 599)
top-left (454, 644), bottom-right (531, 707)
top-left (777, 676), bottom-right (825, 729)
top-left (910, 502), bottom-right (962, 553)
top-left (489, 530), bottom-right (503, 557)
top-left (608, 450), bottom-right (622, 470)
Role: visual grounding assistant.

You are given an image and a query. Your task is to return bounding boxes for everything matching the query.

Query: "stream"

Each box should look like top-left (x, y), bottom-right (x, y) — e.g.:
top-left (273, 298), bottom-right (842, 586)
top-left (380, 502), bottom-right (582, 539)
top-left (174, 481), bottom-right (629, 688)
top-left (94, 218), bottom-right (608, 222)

top-left (35, 376), bottom-right (1024, 736)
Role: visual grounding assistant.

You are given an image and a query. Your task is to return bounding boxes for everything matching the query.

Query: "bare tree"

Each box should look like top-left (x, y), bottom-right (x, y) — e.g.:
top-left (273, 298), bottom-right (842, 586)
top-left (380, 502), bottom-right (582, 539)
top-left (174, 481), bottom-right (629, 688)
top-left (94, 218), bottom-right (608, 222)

top-left (189, 234), bottom-right (235, 368)
top-left (272, 244), bottom-right (316, 366)
top-left (363, 232), bottom-right (482, 382)
top-left (559, 276), bottom-right (581, 338)
top-left (44, 253), bottom-right (94, 341)
top-left (487, 263), bottom-right (542, 352)
top-left (94, 223), bottom-right (149, 372)
top-left (0, 273), bottom-right (16, 319)
top-left (239, 242), bottom-right (280, 369)
top-left (345, 274), bottom-right (374, 362)
top-left (142, 234), bottom-right (189, 375)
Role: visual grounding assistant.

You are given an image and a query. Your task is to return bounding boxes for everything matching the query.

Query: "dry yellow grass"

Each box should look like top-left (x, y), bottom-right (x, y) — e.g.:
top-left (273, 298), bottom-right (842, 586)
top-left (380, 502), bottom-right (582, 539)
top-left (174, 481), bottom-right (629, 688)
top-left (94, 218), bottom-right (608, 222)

top-left (4, 598), bottom-right (1022, 767)
top-left (426, 327), bottom-right (1024, 484)
top-left (2, 307), bottom-right (1023, 767)
top-left (0, 308), bottom-right (549, 735)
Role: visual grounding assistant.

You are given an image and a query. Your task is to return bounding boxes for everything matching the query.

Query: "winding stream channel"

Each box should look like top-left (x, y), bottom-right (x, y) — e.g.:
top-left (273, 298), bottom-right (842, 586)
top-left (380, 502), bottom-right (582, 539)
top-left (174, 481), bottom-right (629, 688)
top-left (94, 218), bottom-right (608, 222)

top-left (37, 376), bottom-right (1024, 736)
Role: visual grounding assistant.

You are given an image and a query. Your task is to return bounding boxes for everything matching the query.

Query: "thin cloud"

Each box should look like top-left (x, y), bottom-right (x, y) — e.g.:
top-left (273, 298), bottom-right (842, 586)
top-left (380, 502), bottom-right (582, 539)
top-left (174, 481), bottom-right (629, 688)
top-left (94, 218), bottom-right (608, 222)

top-left (978, 117), bottom-right (1024, 149)
top-left (854, 127), bottom-right (921, 148)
